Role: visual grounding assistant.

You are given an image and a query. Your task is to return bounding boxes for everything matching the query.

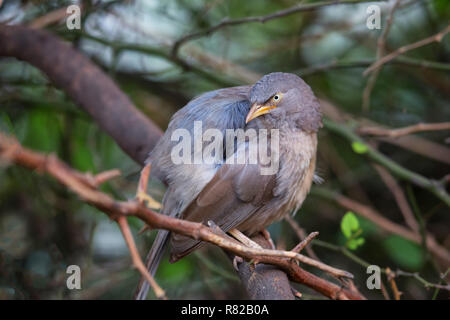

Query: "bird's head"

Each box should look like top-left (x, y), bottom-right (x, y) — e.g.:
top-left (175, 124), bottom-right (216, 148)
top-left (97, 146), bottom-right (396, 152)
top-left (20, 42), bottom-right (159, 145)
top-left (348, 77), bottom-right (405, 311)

top-left (246, 72), bottom-right (322, 132)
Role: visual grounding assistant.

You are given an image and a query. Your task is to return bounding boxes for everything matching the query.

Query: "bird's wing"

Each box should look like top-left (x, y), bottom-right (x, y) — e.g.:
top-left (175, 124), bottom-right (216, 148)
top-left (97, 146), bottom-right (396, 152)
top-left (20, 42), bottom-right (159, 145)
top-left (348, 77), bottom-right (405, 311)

top-left (148, 85), bottom-right (252, 184)
top-left (170, 161), bottom-right (277, 262)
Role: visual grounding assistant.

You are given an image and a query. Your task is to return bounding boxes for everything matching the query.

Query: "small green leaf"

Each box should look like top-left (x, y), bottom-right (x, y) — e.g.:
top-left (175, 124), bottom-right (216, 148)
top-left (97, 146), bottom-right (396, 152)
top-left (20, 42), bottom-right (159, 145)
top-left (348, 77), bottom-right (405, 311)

top-left (346, 236), bottom-right (365, 250)
top-left (351, 141), bottom-right (368, 154)
top-left (341, 211), bottom-right (359, 238)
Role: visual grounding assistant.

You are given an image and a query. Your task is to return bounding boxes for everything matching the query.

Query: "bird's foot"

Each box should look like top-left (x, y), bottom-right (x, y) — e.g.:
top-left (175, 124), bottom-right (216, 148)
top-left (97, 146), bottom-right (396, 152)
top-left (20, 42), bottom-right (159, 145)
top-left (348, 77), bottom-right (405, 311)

top-left (228, 229), bottom-right (262, 249)
top-left (232, 256), bottom-right (244, 271)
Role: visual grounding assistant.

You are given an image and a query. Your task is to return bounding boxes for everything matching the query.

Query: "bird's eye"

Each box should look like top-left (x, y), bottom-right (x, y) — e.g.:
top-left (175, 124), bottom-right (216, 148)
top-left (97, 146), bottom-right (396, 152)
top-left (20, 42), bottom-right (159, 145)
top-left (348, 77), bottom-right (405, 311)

top-left (273, 94), bottom-right (280, 101)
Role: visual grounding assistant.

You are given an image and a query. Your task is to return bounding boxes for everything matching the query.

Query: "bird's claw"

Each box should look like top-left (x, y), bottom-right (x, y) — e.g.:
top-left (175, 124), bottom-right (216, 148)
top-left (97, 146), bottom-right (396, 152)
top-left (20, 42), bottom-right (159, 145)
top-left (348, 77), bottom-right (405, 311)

top-left (233, 256), bottom-right (244, 271)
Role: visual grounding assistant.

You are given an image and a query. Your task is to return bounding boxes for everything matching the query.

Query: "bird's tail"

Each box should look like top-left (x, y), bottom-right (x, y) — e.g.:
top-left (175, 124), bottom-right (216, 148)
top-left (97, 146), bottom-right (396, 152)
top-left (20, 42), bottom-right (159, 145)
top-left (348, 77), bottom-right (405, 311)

top-left (134, 229), bottom-right (170, 300)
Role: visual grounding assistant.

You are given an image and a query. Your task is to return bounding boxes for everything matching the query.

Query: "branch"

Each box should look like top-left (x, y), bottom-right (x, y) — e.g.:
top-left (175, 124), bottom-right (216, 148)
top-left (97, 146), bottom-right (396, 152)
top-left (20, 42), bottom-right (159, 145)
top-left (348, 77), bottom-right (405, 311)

top-left (323, 118), bottom-right (450, 207)
top-left (373, 164), bottom-right (420, 233)
top-left (362, 0), bottom-right (401, 111)
top-left (0, 132), bottom-right (364, 300)
top-left (358, 122), bottom-right (450, 138)
top-left (172, 0), bottom-right (385, 57)
top-left (394, 269), bottom-right (450, 291)
top-left (386, 267), bottom-right (402, 300)
top-left (297, 56), bottom-right (450, 76)
top-left (312, 187), bottom-right (450, 265)
top-left (364, 24), bottom-right (450, 76)
top-left (285, 216), bottom-right (321, 261)
top-left (0, 24), bottom-right (163, 166)
top-left (313, 240), bottom-right (450, 297)
top-left (117, 216), bottom-right (167, 299)
top-left (0, 24), bottom-right (299, 300)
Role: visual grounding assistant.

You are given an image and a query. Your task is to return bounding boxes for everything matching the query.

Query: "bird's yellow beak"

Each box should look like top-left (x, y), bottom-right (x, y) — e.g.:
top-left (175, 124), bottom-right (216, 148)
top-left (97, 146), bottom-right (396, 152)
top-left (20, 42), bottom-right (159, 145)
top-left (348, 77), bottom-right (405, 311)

top-left (245, 103), bottom-right (276, 123)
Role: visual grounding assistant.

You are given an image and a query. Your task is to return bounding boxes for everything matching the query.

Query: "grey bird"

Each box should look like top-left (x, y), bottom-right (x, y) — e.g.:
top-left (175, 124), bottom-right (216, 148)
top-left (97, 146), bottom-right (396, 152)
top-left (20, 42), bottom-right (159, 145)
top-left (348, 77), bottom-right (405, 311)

top-left (135, 72), bottom-right (322, 299)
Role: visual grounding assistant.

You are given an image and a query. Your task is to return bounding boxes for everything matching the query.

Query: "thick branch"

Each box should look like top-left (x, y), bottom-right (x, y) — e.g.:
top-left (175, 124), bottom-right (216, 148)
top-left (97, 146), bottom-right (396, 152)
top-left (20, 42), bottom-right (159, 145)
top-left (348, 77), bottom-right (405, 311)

top-left (0, 24), bottom-right (163, 166)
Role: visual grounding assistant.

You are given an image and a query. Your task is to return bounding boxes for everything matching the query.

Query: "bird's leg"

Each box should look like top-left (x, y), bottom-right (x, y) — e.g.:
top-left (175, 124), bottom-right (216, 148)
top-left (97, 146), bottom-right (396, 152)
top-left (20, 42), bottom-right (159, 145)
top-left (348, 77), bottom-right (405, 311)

top-left (228, 229), bottom-right (262, 249)
top-left (228, 229), bottom-right (260, 271)
top-left (206, 222), bottom-right (246, 271)
top-left (135, 163), bottom-right (161, 210)
top-left (232, 256), bottom-right (244, 271)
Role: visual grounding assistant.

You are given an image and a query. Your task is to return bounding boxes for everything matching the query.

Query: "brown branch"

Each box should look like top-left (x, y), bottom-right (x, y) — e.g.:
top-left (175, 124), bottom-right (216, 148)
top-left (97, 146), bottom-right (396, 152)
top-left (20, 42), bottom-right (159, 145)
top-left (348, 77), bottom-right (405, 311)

top-left (28, 7), bottom-right (70, 29)
top-left (364, 24), bottom-right (450, 75)
top-left (0, 24), bottom-right (299, 300)
top-left (394, 269), bottom-right (450, 291)
top-left (320, 99), bottom-right (450, 165)
top-left (386, 267), bottom-right (402, 300)
top-left (0, 24), bottom-right (163, 166)
top-left (285, 216), bottom-right (321, 261)
top-left (373, 164), bottom-right (420, 233)
top-left (0, 132), bottom-right (364, 300)
top-left (117, 216), bottom-right (167, 299)
top-left (358, 122), bottom-right (450, 138)
top-left (362, 0), bottom-right (401, 111)
top-left (172, 0), bottom-right (384, 57)
top-left (314, 188), bottom-right (450, 266)
top-left (292, 232), bottom-right (319, 254)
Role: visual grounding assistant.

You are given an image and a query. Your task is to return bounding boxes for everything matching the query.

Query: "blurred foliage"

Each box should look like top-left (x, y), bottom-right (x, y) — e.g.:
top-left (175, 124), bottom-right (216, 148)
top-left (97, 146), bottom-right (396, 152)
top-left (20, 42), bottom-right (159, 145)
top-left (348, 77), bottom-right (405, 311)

top-left (0, 0), bottom-right (449, 300)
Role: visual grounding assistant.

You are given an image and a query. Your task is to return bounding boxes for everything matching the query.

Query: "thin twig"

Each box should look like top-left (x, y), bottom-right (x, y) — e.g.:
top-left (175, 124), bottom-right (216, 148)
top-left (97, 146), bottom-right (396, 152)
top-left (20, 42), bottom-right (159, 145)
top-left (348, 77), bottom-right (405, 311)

top-left (362, 0), bottom-right (401, 111)
top-left (358, 122), bottom-right (450, 138)
top-left (373, 164), bottom-right (420, 233)
top-left (313, 240), bottom-right (450, 296)
top-left (285, 215), bottom-right (321, 260)
top-left (117, 216), bottom-right (167, 299)
top-left (386, 267), bottom-right (402, 300)
top-left (297, 56), bottom-right (450, 76)
top-left (92, 169), bottom-right (121, 186)
top-left (324, 119), bottom-right (450, 207)
top-left (364, 24), bottom-right (450, 75)
top-left (321, 101), bottom-right (450, 165)
top-left (292, 232), bottom-right (319, 254)
top-left (394, 269), bottom-right (450, 291)
top-left (172, 0), bottom-right (386, 57)
top-left (312, 187), bottom-right (450, 265)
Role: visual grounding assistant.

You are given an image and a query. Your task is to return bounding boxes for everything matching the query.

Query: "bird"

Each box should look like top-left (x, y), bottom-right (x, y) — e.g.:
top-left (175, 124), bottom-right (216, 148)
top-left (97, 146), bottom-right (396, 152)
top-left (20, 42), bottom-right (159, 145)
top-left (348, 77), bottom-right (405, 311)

top-left (135, 72), bottom-right (322, 299)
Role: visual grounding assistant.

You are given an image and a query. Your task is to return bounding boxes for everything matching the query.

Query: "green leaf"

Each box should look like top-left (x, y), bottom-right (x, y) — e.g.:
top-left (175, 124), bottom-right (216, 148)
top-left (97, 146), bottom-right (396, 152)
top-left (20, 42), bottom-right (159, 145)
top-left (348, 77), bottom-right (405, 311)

top-left (348, 238), bottom-right (365, 249)
top-left (341, 211), bottom-right (359, 238)
top-left (351, 141), bottom-right (369, 154)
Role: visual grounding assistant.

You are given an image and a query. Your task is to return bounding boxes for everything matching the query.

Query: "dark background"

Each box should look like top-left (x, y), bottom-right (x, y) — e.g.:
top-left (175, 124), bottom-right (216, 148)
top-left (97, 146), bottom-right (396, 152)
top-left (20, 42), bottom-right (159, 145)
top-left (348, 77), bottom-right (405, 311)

top-left (0, 0), bottom-right (449, 300)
